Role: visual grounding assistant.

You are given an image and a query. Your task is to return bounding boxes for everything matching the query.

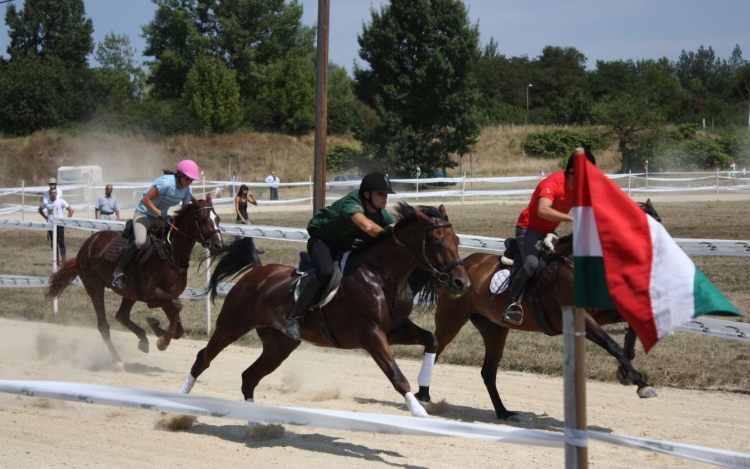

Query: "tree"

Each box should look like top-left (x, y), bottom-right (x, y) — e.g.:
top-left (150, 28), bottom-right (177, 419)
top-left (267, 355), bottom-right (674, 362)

top-left (5, 0), bottom-right (93, 66)
top-left (93, 33), bottom-right (145, 110)
top-left (592, 93), bottom-right (665, 172)
top-left (532, 46), bottom-right (589, 123)
top-left (0, 0), bottom-right (96, 134)
top-left (354, 0), bottom-right (482, 175)
top-left (183, 55), bottom-right (243, 133)
top-left (247, 52), bottom-right (315, 134)
top-left (327, 63), bottom-right (357, 135)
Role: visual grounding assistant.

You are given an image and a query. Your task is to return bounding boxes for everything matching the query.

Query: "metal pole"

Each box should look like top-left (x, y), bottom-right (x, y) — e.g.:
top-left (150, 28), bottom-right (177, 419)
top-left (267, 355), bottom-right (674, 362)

top-left (205, 247), bottom-right (211, 336)
top-left (470, 153), bottom-right (474, 190)
top-left (87, 180), bottom-right (92, 219)
top-left (563, 306), bottom-right (588, 468)
top-left (717, 168), bottom-right (720, 201)
top-left (628, 170), bottom-right (631, 197)
top-left (21, 180), bottom-right (25, 221)
top-left (312, 0), bottom-right (330, 214)
top-left (309, 176), bottom-right (314, 209)
top-left (461, 172), bottom-right (466, 205)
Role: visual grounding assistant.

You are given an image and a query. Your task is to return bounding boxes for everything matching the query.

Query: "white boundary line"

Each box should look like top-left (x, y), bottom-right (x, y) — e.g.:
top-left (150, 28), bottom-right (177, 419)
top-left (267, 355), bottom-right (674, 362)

top-left (1, 380), bottom-right (748, 468)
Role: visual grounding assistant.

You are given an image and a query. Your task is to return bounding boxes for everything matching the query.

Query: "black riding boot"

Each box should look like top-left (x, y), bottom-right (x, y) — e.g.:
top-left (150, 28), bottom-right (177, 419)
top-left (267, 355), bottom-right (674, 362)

top-left (282, 274), bottom-right (323, 341)
top-left (502, 268), bottom-right (532, 325)
top-left (112, 242), bottom-right (139, 290)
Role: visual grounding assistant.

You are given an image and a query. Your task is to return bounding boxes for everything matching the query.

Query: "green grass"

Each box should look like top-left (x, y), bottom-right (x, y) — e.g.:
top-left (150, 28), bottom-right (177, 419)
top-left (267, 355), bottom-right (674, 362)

top-left (1, 200), bottom-right (748, 392)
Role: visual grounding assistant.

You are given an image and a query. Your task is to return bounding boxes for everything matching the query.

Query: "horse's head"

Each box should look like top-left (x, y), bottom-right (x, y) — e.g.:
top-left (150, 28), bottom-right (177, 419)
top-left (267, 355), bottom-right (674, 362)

top-left (187, 194), bottom-right (223, 253)
top-left (394, 202), bottom-right (470, 297)
top-left (638, 199), bottom-right (661, 223)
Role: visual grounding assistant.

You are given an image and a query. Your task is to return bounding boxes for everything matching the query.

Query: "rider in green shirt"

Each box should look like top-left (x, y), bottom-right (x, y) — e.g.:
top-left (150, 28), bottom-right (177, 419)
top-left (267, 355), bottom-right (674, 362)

top-left (282, 172), bottom-right (396, 341)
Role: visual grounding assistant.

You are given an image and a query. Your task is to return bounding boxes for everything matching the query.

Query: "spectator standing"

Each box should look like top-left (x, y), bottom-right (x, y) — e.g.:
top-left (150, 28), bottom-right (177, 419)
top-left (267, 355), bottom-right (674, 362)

top-left (213, 186), bottom-right (225, 198)
top-left (95, 184), bottom-right (121, 221)
top-left (539, 166), bottom-right (545, 178)
top-left (40, 177), bottom-right (63, 204)
top-left (265, 171), bottom-right (280, 200)
top-left (38, 187), bottom-right (74, 261)
top-left (235, 184), bottom-right (258, 224)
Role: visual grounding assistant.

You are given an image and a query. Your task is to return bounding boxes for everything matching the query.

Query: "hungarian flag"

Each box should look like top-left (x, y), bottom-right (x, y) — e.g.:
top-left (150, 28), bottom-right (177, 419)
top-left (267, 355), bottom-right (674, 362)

top-left (572, 153), bottom-right (741, 352)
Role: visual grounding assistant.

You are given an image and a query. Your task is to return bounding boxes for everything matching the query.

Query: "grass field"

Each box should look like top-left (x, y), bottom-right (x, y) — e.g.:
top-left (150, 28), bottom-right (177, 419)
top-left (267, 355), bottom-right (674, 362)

top-left (1, 198), bottom-right (749, 394)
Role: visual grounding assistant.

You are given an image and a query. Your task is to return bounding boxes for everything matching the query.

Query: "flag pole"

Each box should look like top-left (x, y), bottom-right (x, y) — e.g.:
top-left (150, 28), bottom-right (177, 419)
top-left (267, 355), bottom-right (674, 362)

top-left (563, 306), bottom-right (588, 468)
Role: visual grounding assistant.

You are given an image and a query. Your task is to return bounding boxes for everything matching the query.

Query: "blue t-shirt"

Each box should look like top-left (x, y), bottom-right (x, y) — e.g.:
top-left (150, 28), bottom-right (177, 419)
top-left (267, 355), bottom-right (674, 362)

top-left (136, 174), bottom-right (192, 217)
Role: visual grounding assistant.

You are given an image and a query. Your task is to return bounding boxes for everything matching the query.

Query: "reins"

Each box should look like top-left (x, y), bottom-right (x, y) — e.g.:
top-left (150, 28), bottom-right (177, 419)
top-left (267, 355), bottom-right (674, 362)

top-left (164, 205), bottom-right (220, 250)
top-left (392, 221), bottom-right (463, 284)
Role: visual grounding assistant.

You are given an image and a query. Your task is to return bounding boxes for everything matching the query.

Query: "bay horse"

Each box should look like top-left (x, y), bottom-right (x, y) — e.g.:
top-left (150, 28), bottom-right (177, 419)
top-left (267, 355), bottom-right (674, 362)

top-left (46, 195), bottom-right (223, 365)
top-left (416, 201), bottom-right (661, 420)
top-left (178, 203), bottom-right (470, 417)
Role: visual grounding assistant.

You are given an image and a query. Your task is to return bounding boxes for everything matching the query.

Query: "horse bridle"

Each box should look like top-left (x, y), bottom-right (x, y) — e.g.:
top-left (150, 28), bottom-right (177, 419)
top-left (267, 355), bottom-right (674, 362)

top-left (392, 221), bottom-right (463, 284)
top-left (166, 205), bottom-right (221, 249)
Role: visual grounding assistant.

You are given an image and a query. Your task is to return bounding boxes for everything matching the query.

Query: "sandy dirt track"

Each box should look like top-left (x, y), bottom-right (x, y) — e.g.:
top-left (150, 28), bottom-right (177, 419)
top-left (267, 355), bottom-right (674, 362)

top-left (0, 317), bottom-right (748, 469)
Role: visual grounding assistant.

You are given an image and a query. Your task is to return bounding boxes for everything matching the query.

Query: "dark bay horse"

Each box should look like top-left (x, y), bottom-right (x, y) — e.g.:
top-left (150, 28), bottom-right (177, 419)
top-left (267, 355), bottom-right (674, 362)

top-left (417, 201), bottom-right (661, 420)
top-left (46, 195), bottom-right (223, 365)
top-left (178, 203), bottom-right (470, 417)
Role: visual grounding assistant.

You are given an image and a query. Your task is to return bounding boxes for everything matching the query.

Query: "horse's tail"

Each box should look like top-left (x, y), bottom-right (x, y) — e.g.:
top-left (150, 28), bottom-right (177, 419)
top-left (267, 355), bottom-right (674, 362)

top-left (207, 237), bottom-right (263, 301)
top-left (45, 259), bottom-right (80, 299)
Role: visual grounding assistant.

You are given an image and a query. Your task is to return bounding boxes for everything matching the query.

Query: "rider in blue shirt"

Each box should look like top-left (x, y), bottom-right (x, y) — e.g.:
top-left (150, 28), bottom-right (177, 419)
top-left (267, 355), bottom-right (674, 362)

top-left (112, 160), bottom-right (200, 290)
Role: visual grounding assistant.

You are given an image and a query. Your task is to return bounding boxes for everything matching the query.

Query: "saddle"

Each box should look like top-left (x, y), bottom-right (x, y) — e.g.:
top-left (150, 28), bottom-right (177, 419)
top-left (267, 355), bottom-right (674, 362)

top-left (492, 236), bottom-right (561, 336)
top-left (287, 251), bottom-right (349, 349)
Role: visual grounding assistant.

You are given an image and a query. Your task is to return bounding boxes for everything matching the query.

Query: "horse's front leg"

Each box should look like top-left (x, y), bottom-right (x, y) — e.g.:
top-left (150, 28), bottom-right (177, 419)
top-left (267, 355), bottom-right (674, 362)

top-left (584, 314), bottom-right (657, 398)
top-left (362, 328), bottom-right (427, 417)
top-left (145, 296), bottom-right (183, 352)
top-left (387, 319), bottom-right (437, 405)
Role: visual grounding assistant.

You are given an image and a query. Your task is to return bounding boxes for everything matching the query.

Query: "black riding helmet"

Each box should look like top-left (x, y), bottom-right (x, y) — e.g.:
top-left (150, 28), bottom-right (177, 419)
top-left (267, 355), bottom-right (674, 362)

top-left (566, 147), bottom-right (596, 174)
top-left (359, 172), bottom-right (396, 196)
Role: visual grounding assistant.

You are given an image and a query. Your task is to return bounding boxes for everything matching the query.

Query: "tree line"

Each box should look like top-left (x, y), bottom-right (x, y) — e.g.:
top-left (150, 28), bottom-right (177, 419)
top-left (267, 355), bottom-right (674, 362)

top-left (1, 0), bottom-right (748, 174)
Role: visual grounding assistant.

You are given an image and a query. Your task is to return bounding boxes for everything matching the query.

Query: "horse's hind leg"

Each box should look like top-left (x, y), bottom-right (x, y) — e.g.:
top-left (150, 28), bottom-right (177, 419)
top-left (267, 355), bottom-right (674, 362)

top-left (114, 298), bottom-right (149, 354)
top-left (180, 302), bottom-right (262, 395)
top-left (239, 328), bottom-right (300, 401)
top-left (617, 327), bottom-right (638, 385)
top-left (468, 313), bottom-right (516, 420)
top-left (584, 315), bottom-right (657, 398)
top-left (82, 279), bottom-right (122, 364)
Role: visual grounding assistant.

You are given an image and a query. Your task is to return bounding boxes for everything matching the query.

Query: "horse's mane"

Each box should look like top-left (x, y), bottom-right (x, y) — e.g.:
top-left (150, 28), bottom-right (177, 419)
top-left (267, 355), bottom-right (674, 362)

top-left (171, 199), bottom-right (204, 224)
top-left (393, 202), bottom-right (448, 228)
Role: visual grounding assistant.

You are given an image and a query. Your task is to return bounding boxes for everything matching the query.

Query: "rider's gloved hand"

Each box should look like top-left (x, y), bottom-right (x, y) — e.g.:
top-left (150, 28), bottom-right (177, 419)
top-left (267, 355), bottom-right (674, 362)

top-left (542, 232), bottom-right (559, 251)
top-left (160, 213), bottom-right (174, 226)
top-left (352, 238), bottom-right (369, 250)
top-left (376, 226), bottom-right (393, 240)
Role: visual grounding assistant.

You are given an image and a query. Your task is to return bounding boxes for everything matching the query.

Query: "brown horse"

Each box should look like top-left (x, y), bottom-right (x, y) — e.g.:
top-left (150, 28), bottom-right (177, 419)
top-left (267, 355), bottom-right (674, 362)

top-left (416, 201), bottom-right (661, 420)
top-left (178, 203), bottom-right (470, 417)
top-left (46, 195), bottom-right (223, 365)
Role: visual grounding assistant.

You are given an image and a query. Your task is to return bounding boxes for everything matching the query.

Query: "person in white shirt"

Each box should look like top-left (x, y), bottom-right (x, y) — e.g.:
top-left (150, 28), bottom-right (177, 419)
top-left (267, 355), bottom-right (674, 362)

top-left (265, 171), bottom-right (280, 200)
top-left (40, 177), bottom-right (63, 204)
top-left (38, 187), bottom-right (74, 261)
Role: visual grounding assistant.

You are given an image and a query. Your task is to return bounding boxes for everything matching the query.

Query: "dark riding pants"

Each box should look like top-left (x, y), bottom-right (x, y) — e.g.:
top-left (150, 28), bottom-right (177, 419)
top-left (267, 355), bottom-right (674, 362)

top-left (307, 237), bottom-right (338, 286)
top-left (515, 226), bottom-right (547, 276)
top-left (47, 226), bottom-right (66, 261)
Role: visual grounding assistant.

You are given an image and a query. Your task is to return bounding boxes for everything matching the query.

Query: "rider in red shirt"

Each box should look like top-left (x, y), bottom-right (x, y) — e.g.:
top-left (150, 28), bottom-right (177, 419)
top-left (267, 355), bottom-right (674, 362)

top-left (502, 147), bottom-right (596, 325)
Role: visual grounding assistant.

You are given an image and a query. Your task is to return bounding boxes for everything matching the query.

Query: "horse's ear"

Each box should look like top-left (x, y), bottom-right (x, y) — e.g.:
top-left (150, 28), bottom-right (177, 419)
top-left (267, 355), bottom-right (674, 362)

top-left (645, 198), bottom-right (653, 207)
top-left (206, 193), bottom-right (212, 204)
top-left (190, 194), bottom-right (198, 205)
top-left (438, 204), bottom-right (447, 217)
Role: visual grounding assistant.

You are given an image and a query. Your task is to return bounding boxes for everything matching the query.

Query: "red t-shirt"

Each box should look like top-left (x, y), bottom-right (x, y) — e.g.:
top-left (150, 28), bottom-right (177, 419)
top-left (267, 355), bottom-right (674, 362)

top-left (516, 171), bottom-right (572, 233)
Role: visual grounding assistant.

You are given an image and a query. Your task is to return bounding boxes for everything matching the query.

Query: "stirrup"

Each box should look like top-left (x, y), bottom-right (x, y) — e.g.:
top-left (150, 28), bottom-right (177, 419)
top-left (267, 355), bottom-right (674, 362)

top-left (112, 272), bottom-right (127, 290)
top-left (502, 302), bottom-right (524, 326)
top-left (282, 319), bottom-right (302, 341)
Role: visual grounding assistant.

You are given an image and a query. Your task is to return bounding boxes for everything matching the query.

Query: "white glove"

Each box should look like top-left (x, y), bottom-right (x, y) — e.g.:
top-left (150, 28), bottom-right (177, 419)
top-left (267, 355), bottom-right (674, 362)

top-left (543, 232), bottom-right (559, 251)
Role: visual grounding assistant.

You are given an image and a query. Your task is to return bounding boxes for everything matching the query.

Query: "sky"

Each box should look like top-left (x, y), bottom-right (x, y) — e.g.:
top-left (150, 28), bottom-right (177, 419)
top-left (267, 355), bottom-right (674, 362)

top-left (0, 0), bottom-right (748, 72)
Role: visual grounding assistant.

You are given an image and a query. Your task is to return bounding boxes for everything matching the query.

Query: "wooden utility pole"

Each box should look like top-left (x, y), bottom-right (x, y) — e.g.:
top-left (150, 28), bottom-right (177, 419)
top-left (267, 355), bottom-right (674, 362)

top-left (313, 0), bottom-right (330, 213)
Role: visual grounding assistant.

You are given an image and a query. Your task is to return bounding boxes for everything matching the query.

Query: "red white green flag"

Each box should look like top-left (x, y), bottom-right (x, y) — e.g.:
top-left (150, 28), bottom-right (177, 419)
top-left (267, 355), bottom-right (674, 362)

top-left (572, 153), bottom-right (741, 352)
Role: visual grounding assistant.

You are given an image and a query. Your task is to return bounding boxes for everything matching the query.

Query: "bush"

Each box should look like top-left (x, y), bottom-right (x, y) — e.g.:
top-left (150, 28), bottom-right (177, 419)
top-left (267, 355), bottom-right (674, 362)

top-left (326, 143), bottom-right (365, 173)
top-left (522, 129), bottom-right (607, 159)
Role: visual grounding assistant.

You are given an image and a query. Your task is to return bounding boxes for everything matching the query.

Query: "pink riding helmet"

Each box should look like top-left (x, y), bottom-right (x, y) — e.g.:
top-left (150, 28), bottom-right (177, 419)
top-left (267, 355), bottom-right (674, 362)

top-left (176, 159), bottom-right (200, 180)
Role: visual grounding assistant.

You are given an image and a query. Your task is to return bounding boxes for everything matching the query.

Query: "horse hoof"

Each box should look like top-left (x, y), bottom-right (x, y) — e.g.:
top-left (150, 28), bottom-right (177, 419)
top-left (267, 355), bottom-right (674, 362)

top-left (498, 411), bottom-right (520, 422)
top-left (414, 390), bottom-right (430, 403)
top-left (637, 386), bottom-right (658, 398)
top-left (175, 322), bottom-right (185, 340)
top-left (157, 338), bottom-right (167, 351)
top-left (138, 340), bottom-right (149, 353)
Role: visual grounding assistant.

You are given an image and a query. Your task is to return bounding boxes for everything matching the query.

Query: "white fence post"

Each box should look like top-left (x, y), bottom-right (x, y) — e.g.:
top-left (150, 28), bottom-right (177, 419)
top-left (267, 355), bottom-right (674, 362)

top-left (21, 180), bottom-right (25, 221)
top-left (461, 172), bottom-right (466, 205)
top-left (716, 168), bottom-right (720, 201)
top-left (309, 176), bottom-right (313, 209)
top-left (627, 171), bottom-right (631, 198)
top-left (52, 217), bottom-right (58, 316)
